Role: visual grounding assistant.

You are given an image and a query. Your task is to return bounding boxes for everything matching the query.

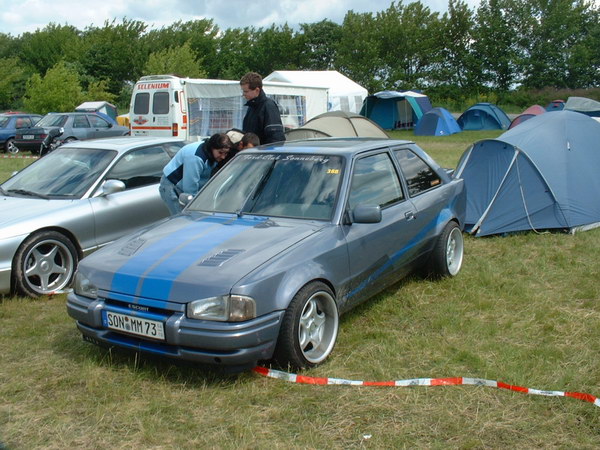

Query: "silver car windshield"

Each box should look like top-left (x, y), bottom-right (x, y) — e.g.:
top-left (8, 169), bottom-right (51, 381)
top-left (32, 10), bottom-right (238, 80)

top-left (189, 153), bottom-right (344, 220)
top-left (1, 147), bottom-right (116, 198)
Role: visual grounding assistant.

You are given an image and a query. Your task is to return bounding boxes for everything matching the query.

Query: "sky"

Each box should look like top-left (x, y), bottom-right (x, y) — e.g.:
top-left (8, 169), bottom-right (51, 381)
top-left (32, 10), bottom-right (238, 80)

top-left (0, 0), bottom-right (482, 37)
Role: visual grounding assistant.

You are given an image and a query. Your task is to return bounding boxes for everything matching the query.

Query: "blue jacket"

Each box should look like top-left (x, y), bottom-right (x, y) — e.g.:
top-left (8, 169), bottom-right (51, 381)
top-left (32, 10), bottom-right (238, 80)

top-left (163, 141), bottom-right (216, 195)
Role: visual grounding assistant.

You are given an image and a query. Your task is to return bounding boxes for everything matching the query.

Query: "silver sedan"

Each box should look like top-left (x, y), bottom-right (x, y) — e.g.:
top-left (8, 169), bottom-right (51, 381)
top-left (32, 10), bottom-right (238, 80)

top-left (0, 136), bottom-right (186, 297)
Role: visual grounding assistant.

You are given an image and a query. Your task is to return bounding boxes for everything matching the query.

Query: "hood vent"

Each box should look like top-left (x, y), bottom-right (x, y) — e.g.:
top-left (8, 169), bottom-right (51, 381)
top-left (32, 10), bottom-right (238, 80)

top-left (118, 238), bottom-right (146, 256)
top-left (198, 249), bottom-right (244, 267)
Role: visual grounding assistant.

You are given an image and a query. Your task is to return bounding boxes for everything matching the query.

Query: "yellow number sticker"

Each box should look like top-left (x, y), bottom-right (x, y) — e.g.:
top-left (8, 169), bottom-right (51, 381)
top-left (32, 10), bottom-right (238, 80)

top-left (327, 169), bottom-right (340, 174)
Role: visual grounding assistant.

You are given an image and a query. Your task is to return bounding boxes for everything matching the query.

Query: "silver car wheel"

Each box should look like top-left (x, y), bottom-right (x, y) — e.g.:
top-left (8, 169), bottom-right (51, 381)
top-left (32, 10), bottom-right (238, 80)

top-left (297, 290), bottom-right (338, 365)
top-left (15, 232), bottom-right (78, 296)
top-left (6, 138), bottom-right (18, 154)
top-left (446, 226), bottom-right (464, 276)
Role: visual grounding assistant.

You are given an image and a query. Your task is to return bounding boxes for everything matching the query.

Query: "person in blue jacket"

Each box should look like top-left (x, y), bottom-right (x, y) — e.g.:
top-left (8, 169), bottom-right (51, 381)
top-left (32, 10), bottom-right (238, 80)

top-left (159, 132), bottom-right (232, 215)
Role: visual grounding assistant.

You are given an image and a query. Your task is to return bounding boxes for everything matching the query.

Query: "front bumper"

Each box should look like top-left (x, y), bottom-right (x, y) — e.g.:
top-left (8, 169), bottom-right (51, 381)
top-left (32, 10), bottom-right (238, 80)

top-left (67, 291), bottom-right (284, 367)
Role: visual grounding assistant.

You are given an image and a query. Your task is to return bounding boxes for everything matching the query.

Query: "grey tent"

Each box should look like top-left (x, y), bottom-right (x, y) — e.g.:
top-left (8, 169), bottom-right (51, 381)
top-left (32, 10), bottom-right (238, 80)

top-left (564, 96), bottom-right (600, 117)
top-left (455, 111), bottom-right (600, 236)
top-left (286, 110), bottom-right (389, 140)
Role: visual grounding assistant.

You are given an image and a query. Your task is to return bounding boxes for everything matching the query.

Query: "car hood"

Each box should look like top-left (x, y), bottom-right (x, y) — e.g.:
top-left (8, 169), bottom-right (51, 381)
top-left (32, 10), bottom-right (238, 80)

top-left (85, 213), bottom-right (326, 303)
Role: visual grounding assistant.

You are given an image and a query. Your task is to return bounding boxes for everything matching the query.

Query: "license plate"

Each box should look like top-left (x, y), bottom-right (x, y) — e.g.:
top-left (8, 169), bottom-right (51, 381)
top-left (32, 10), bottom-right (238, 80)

top-left (23, 134), bottom-right (34, 140)
top-left (103, 311), bottom-right (165, 340)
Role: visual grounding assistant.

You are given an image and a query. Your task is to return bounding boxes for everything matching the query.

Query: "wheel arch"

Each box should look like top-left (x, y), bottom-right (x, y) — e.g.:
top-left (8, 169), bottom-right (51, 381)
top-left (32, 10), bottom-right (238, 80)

top-left (12, 226), bottom-right (84, 269)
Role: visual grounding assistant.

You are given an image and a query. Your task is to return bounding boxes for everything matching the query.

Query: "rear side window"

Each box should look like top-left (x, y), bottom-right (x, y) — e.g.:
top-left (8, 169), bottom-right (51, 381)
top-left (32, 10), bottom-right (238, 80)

top-left (394, 149), bottom-right (442, 196)
top-left (348, 152), bottom-right (404, 209)
top-left (106, 146), bottom-right (171, 189)
top-left (73, 115), bottom-right (90, 128)
top-left (133, 92), bottom-right (150, 114)
top-left (88, 115), bottom-right (111, 128)
top-left (153, 92), bottom-right (170, 114)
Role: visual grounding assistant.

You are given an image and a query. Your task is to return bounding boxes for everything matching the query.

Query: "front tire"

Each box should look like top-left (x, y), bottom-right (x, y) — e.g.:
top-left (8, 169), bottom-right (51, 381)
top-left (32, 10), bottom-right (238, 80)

top-left (274, 282), bottom-right (339, 370)
top-left (13, 231), bottom-right (78, 297)
top-left (427, 221), bottom-right (464, 278)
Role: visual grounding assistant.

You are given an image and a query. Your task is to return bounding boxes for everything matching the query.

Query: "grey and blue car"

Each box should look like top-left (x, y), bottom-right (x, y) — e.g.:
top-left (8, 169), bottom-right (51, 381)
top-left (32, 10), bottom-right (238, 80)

top-left (67, 138), bottom-right (466, 370)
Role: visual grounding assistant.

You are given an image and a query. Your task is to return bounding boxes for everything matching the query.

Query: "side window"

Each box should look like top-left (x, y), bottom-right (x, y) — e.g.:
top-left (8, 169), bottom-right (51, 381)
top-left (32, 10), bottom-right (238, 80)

top-left (73, 115), bottom-right (90, 128)
top-left (15, 118), bottom-right (26, 128)
top-left (133, 92), bottom-right (150, 114)
top-left (394, 149), bottom-right (442, 196)
top-left (164, 142), bottom-right (185, 157)
top-left (105, 146), bottom-right (171, 189)
top-left (88, 115), bottom-right (110, 128)
top-left (348, 152), bottom-right (404, 210)
top-left (153, 92), bottom-right (170, 114)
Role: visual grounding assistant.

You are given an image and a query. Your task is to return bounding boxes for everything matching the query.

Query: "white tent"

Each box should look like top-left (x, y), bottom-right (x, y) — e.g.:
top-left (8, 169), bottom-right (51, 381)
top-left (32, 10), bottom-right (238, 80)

top-left (264, 71), bottom-right (368, 114)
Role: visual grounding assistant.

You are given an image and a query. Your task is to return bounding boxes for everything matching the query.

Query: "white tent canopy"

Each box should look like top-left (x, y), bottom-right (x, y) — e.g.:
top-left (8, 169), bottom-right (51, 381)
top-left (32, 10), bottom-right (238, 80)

top-left (264, 70), bottom-right (368, 114)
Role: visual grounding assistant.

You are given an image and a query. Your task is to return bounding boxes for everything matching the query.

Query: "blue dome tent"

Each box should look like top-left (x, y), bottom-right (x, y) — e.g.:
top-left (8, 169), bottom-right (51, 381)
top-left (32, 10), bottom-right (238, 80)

top-left (359, 90), bottom-right (432, 130)
top-left (414, 107), bottom-right (461, 136)
top-left (457, 103), bottom-right (511, 131)
top-left (455, 111), bottom-right (600, 236)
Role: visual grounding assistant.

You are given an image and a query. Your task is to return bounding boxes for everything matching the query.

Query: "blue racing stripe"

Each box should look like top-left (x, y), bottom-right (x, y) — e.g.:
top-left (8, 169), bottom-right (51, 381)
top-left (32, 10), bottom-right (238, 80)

top-left (138, 217), bottom-right (264, 301)
top-left (111, 215), bottom-right (234, 295)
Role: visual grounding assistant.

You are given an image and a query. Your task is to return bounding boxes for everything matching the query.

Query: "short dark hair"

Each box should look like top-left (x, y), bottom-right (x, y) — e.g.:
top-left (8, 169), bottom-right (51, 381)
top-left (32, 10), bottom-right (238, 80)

top-left (240, 72), bottom-right (263, 90)
top-left (207, 133), bottom-right (232, 150)
top-left (242, 132), bottom-right (260, 147)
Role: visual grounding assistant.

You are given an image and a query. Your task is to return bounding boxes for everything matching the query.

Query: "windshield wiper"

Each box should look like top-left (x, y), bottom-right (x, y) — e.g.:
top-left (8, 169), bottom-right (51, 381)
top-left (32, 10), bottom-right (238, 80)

top-left (7, 189), bottom-right (50, 200)
top-left (0, 186), bottom-right (7, 196)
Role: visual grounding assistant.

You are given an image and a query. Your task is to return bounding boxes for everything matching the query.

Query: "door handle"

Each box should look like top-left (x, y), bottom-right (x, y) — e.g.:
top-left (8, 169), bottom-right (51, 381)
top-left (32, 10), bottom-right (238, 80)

top-left (405, 211), bottom-right (416, 221)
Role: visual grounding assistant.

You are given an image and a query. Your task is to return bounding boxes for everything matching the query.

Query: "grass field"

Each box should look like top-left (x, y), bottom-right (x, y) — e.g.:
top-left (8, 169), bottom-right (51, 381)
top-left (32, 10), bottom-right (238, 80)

top-left (1, 132), bottom-right (599, 448)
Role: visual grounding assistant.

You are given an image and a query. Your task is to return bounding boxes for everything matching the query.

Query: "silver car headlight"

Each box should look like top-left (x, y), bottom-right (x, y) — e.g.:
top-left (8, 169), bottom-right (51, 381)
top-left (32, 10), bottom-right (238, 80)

top-left (186, 295), bottom-right (256, 322)
top-left (74, 272), bottom-right (98, 299)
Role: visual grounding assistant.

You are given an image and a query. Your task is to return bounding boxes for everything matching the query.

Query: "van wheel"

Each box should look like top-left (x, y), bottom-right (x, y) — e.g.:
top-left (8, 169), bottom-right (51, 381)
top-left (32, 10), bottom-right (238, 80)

top-left (274, 282), bottom-right (339, 370)
top-left (13, 231), bottom-right (78, 297)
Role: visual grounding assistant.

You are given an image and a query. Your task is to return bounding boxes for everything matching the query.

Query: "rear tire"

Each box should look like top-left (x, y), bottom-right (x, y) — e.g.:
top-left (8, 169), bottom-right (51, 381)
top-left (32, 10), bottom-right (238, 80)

top-left (6, 138), bottom-right (18, 154)
top-left (427, 221), bottom-right (464, 278)
top-left (13, 231), bottom-right (79, 297)
top-left (273, 282), bottom-right (339, 370)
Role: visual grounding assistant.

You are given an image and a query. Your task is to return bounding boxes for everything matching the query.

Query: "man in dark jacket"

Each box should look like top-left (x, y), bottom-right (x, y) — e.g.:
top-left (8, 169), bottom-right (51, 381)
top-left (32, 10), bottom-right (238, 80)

top-left (240, 72), bottom-right (286, 144)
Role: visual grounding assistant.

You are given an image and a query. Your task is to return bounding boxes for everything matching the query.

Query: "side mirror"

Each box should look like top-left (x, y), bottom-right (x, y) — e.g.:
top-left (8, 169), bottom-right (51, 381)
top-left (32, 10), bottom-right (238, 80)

top-left (351, 204), bottom-right (382, 224)
top-left (178, 192), bottom-right (194, 207)
top-left (100, 179), bottom-right (126, 195)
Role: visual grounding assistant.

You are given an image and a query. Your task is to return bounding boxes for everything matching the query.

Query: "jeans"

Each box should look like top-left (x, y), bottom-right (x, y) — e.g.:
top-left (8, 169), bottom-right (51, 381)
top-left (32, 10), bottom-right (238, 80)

top-left (159, 175), bottom-right (182, 215)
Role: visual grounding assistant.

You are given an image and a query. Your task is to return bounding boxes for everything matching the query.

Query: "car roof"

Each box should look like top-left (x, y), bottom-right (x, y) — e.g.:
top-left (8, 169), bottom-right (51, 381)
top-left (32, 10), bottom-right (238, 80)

top-left (252, 137), bottom-right (416, 157)
top-left (60, 136), bottom-right (188, 153)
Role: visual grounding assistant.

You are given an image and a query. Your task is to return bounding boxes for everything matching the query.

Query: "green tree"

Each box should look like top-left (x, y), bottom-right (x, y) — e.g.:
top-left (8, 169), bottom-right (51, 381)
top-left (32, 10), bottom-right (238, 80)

top-left (245, 24), bottom-right (302, 76)
top-left (23, 61), bottom-right (83, 114)
top-left (336, 11), bottom-right (383, 92)
top-left (79, 19), bottom-right (147, 94)
top-left (143, 20), bottom-right (219, 77)
top-left (432, 0), bottom-right (478, 95)
top-left (0, 57), bottom-right (28, 110)
top-left (522, 0), bottom-right (599, 89)
top-left (375, 1), bottom-right (442, 90)
top-left (143, 41), bottom-right (206, 78)
top-left (84, 79), bottom-right (117, 104)
top-left (212, 28), bottom-right (254, 79)
top-left (18, 23), bottom-right (80, 75)
top-left (298, 20), bottom-right (342, 70)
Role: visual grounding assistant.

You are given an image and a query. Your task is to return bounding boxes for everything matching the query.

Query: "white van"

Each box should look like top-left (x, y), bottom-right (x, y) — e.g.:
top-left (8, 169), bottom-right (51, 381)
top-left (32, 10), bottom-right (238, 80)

top-left (130, 75), bottom-right (187, 138)
top-left (129, 75), bottom-right (328, 141)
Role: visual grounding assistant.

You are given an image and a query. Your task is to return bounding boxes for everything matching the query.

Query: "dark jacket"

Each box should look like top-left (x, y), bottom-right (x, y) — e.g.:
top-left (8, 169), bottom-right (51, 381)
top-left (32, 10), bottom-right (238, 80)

top-left (243, 90), bottom-right (286, 144)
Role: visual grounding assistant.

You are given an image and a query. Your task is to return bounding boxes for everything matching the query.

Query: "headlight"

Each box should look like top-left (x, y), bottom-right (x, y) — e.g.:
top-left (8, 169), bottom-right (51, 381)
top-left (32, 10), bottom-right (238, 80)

top-left (74, 272), bottom-right (98, 299)
top-left (187, 295), bottom-right (256, 322)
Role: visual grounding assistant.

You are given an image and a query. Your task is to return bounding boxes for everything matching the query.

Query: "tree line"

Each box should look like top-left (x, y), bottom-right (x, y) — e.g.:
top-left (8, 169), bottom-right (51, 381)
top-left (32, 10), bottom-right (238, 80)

top-left (1, 0), bottom-right (599, 114)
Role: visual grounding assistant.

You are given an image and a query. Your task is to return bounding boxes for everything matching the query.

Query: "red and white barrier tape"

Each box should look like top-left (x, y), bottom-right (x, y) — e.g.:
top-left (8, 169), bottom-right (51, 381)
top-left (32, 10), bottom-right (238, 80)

top-left (252, 367), bottom-right (600, 408)
top-left (1, 154), bottom-right (38, 159)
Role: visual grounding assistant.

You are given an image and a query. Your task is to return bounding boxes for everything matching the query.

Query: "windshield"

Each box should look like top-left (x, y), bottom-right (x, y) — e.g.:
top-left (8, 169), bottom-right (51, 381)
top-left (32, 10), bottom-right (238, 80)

top-left (189, 153), bottom-right (344, 220)
top-left (1, 147), bottom-right (116, 198)
top-left (36, 114), bottom-right (68, 127)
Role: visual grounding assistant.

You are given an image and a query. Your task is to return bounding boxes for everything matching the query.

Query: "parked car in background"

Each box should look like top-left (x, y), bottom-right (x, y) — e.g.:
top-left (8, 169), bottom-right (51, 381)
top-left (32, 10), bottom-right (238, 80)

top-left (0, 136), bottom-right (187, 297)
top-left (67, 138), bottom-right (466, 371)
top-left (13, 112), bottom-right (130, 154)
top-left (0, 112), bottom-right (42, 154)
